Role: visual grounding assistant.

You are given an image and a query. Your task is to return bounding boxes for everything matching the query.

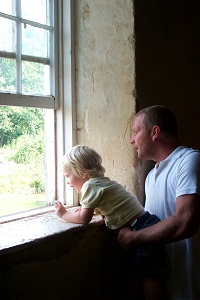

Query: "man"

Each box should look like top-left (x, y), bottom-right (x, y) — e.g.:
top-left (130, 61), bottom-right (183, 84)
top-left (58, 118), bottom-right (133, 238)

top-left (118, 105), bottom-right (200, 299)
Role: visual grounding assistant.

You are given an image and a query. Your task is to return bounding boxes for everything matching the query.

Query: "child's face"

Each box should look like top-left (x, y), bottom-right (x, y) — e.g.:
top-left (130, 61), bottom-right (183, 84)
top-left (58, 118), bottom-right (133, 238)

top-left (64, 166), bottom-right (88, 193)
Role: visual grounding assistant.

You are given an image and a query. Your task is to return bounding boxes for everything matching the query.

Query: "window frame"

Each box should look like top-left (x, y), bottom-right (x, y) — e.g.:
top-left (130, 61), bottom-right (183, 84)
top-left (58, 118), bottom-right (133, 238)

top-left (0, 0), bottom-right (78, 213)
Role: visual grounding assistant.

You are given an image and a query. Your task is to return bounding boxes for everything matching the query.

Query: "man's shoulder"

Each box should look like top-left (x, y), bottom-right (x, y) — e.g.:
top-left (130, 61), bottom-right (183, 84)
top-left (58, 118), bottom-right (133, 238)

top-left (176, 146), bottom-right (200, 158)
top-left (176, 147), bottom-right (200, 172)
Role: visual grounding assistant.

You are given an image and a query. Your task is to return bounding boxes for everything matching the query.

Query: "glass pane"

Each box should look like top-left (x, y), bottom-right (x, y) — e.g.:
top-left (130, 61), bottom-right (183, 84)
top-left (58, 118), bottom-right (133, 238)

top-left (0, 17), bottom-right (16, 52)
top-left (21, 0), bottom-right (49, 25)
top-left (22, 61), bottom-right (50, 95)
top-left (0, 106), bottom-right (47, 216)
top-left (22, 24), bottom-right (48, 58)
top-left (0, 58), bottom-right (16, 92)
top-left (0, 0), bottom-right (16, 16)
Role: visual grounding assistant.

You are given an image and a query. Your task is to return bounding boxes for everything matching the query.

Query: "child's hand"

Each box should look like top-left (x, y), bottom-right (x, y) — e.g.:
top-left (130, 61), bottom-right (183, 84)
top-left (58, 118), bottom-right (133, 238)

top-left (54, 200), bottom-right (67, 219)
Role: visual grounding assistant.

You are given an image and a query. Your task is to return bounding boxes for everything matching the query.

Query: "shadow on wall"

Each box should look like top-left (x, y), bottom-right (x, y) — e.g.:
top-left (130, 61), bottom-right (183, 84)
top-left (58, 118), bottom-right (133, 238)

top-left (134, 0), bottom-right (200, 150)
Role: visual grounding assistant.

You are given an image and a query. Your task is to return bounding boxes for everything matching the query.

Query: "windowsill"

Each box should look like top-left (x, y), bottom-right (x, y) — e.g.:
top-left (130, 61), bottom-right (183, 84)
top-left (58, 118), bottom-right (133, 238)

top-left (0, 207), bottom-right (104, 256)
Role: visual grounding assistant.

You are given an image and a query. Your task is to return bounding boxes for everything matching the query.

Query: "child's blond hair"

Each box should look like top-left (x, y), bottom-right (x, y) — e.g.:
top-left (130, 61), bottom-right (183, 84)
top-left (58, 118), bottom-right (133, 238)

top-left (62, 145), bottom-right (105, 178)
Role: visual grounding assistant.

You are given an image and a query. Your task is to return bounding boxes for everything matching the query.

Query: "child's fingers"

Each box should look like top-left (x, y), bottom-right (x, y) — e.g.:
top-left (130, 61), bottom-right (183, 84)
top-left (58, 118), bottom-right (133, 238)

top-left (54, 200), bottom-right (61, 207)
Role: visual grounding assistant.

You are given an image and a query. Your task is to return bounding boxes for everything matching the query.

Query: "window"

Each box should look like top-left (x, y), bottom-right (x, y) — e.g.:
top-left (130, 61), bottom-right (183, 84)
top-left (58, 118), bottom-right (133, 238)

top-left (0, 0), bottom-right (78, 217)
top-left (0, 0), bottom-right (56, 108)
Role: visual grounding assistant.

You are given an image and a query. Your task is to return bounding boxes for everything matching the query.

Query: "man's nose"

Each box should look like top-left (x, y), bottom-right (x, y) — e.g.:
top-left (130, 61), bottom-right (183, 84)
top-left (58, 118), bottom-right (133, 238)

top-left (130, 135), bottom-right (135, 144)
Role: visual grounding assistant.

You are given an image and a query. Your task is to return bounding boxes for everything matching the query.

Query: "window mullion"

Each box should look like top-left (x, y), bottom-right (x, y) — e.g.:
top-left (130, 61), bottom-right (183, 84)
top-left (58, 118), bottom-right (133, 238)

top-left (50, 0), bottom-right (55, 103)
top-left (0, 13), bottom-right (53, 31)
top-left (56, 0), bottom-right (77, 206)
top-left (16, 0), bottom-right (22, 94)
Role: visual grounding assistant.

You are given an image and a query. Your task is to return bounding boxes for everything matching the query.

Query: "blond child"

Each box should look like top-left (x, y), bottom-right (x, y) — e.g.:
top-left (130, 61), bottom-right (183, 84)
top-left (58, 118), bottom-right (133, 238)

top-left (55, 145), bottom-right (166, 300)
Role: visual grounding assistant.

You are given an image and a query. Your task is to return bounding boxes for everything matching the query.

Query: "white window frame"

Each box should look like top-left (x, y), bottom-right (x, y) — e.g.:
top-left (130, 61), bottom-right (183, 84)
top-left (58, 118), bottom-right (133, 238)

top-left (0, 0), bottom-right (78, 210)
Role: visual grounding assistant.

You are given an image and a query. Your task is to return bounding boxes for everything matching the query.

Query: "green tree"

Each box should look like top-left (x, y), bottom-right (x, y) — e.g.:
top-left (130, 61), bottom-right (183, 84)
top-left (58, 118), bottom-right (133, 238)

top-left (0, 106), bottom-right (44, 147)
top-left (0, 58), bottom-right (16, 92)
top-left (0, 57), bottom-right (45, 95)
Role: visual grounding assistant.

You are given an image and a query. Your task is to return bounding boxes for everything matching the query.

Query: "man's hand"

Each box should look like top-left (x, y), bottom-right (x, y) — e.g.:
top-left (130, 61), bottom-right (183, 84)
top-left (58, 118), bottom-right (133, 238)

top-left (117, 227), bottom-right (135, 245)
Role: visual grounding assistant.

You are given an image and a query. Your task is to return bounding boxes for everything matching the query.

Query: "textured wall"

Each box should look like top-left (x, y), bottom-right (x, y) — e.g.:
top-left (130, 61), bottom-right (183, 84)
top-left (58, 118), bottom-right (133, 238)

top-left (75, 0), bottom-right (137, 193)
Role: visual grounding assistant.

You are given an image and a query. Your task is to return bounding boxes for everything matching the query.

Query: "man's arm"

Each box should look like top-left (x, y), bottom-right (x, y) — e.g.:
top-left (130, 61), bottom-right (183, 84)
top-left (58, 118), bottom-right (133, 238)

top-left (117, 194), bottom-right (200, 246)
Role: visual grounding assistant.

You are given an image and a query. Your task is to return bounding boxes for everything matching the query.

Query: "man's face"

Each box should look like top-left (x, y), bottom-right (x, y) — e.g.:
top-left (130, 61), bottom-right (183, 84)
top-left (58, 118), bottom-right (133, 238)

top-left (130, 114), bottom-right (153, 159)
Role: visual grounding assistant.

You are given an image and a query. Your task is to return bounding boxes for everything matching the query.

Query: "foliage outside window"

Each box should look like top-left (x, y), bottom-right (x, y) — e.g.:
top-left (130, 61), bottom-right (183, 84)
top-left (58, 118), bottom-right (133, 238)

top-left (0, 106), bottom-right (46, 215)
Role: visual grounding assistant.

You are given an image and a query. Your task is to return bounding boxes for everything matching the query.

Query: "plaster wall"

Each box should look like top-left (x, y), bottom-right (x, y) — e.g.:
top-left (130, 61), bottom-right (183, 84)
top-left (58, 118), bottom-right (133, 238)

top-left (75, 0), bottom-right (137, 194)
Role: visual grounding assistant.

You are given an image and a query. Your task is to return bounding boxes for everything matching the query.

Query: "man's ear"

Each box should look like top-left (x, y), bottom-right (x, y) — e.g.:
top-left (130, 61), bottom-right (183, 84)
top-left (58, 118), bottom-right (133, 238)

top-left (151, 125), bottom-right (160, 140)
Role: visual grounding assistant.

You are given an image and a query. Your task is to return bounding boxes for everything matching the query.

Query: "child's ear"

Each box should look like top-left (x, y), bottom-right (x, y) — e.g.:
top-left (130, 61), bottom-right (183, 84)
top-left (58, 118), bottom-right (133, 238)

top-left (82, 172), bottom-right (89, 179)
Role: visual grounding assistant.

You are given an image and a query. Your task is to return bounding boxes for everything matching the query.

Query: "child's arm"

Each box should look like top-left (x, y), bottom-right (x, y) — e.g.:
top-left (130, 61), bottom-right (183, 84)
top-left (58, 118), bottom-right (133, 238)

top-left (54, 200), bottom-right (94, 225)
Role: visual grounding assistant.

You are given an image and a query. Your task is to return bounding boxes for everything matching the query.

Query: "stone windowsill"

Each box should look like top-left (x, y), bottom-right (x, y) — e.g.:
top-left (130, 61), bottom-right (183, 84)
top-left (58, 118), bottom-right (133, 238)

top-left (0, 207), bottom-right (104, 256)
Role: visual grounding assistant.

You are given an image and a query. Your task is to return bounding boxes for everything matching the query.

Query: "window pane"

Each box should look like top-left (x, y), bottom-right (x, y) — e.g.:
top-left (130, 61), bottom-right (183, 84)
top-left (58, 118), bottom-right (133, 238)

top-left (22, 61), bottom-right (50, 95)
top-left (0, 0), bottom-right (16, 16)
top-left (21, 0), bottom-right (49, 25)
top-left (22, 24), bottom-right (48, 58)
top-left (0, 106), bottom-right (47, 216)
top-left (0, 57), bottom-right (16, 92)
top-left (0, 17), bottom-right (16, 52)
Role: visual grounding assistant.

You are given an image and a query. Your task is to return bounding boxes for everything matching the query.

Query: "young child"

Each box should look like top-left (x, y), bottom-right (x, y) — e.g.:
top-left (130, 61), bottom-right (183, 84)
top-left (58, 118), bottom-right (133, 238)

top-left (55, 145), bottom-right (166, 300)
